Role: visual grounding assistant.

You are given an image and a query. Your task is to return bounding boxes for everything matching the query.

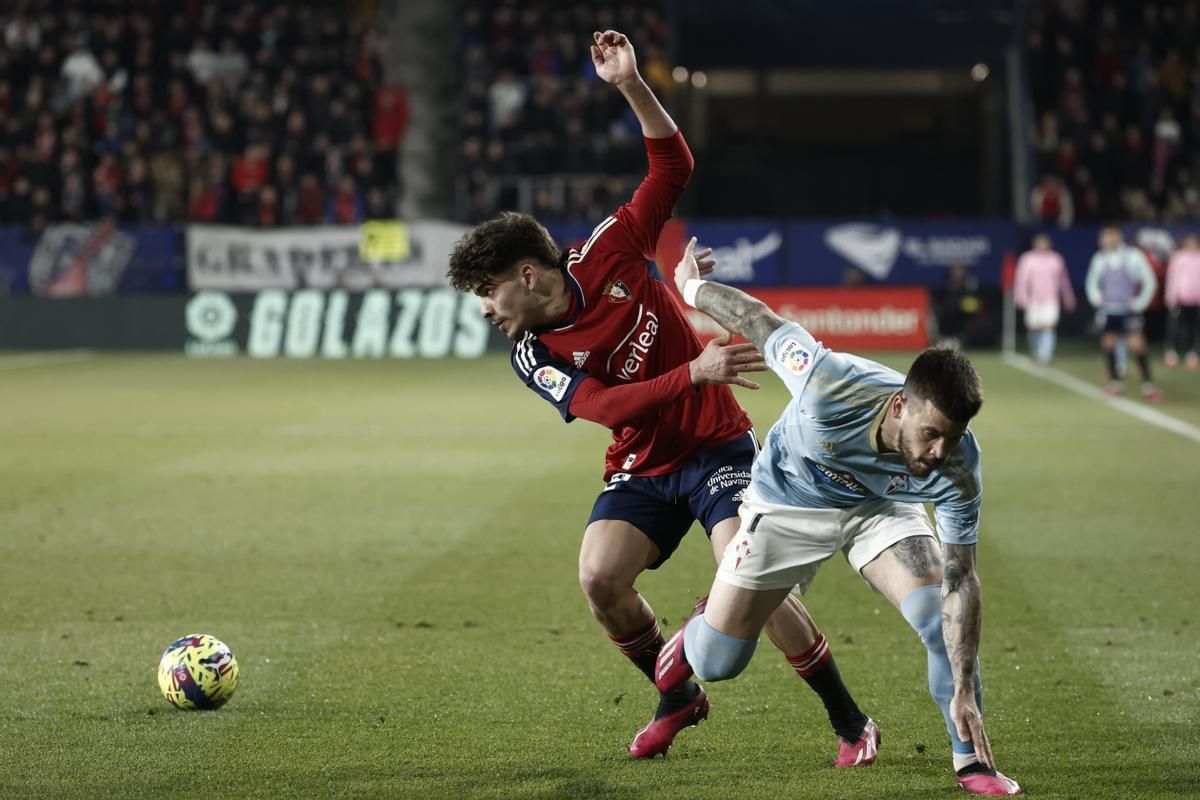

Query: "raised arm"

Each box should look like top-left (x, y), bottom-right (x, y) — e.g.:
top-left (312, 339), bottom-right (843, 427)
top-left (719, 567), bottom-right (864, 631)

top-left (674, 237), bottom-right (787, 354)
top-left (941, 542), bottom-right (993, 769)
top-left (592, 30), bottom-right (676, 138)
top-left (590, 30), bottom-right (692, 258)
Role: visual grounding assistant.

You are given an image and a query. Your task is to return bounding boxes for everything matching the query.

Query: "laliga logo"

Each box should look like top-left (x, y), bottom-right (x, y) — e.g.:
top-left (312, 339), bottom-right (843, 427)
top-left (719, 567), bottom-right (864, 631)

top-left (534, 366), bottom-right (572, 401)
top-left (779, 337), bottom-right (811, 375)
top-left (535, 367), bottom-right (567, 393)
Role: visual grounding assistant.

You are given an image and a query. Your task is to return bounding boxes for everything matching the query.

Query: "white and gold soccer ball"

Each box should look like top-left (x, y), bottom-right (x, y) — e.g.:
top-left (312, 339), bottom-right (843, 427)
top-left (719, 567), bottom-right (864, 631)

top-left (157, 634), bottom-right (239, 710)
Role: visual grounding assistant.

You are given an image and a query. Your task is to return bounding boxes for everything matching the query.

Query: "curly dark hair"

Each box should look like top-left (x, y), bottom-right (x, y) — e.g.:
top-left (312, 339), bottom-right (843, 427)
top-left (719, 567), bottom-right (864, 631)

top-left (903, 347), bottom-right (983, 424)
top-left (447, 212), bottom-right (563, 293)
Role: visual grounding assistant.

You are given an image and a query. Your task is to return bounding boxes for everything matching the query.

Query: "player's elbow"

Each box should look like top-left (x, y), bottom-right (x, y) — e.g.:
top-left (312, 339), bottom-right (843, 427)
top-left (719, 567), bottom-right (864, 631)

top-left (679, 147), bottom-right (696, 180)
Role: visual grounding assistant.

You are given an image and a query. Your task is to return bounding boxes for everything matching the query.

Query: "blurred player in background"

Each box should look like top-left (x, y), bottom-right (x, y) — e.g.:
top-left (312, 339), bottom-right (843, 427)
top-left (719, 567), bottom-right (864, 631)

top-left (1164, 233), bottom-right (1200, 370)
top-left (447, 30), bottom-right (878, 763)
top-left (1014, 233), bottom-right (1076, 365)
top-left (1085, 225), bottom-right (1161, 400)
top-left (655, 240), bottom-right (1023, 797)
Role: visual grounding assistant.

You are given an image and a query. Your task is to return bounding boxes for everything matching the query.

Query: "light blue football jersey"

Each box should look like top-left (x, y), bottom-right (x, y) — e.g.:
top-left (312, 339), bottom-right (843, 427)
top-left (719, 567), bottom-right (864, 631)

top-left (752, 322), bottom-right (983, 545)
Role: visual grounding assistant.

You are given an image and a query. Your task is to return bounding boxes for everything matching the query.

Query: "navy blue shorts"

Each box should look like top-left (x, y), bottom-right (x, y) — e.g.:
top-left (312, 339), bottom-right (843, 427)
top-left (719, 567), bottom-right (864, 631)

top-left (587, 431), bottom-right (758, 569)
top-left (1103, 313), bottom-right (1144, 334)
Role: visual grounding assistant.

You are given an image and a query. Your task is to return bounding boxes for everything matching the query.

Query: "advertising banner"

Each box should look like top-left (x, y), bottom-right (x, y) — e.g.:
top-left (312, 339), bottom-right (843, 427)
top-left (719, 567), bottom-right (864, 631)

top-left (687, 286), bottom-right (931, 351)
top-left (184, 288), bottom-right (503, 358)
top-left (548, 219), bottom-right (1016, 287)
top-left (685, 221), bottom-right (786, 286)
top-left (0, 224), bottom-right (182, 295)
top-left (186, 221), bottom-right (468, 291)
top-left (786, 220), bottom-right (1017, 286)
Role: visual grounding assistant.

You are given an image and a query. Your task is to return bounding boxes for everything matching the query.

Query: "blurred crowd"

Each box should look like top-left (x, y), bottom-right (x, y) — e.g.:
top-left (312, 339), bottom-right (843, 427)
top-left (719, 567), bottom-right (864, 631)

top-left (458, 1), bottom-right (673, 222)
top-left (1028, 0), bottom-right (1200, 225)
top-left (0, 1), bottom-right (405, 234)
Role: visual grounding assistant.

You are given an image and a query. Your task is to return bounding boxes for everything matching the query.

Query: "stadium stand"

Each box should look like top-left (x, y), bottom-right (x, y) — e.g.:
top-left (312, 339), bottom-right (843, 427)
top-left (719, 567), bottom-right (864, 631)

top-left (0, 1), bottom-right (402, 231)
top-left (1028, 0), bottom-right (1200, 225)
top-left (456, 1), bottom-right (673, 222)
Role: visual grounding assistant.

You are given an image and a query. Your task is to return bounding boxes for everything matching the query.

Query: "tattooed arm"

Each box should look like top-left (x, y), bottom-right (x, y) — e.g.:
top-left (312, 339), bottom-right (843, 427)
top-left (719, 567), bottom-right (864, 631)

top-left (674, 236), bottom-right (787, 353)
top-left (941, 542), bottom-right (995, 769)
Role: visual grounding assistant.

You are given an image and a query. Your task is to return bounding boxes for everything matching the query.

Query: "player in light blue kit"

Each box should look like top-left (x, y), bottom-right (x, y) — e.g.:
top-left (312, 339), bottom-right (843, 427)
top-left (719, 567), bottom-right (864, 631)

top-left (655, 239), bottom-right (1022, 797)
top-left (1085, 225), bottom-right (1161, 401)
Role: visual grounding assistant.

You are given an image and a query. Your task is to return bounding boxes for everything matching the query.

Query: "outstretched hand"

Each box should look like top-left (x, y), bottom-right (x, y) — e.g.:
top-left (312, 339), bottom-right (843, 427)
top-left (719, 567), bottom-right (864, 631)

top-left (674, 236), bottom-right (717, 295)
top-left (591, 30), bottom-right (638, 86)
top-left (689, 332), bottom-right (768, 390)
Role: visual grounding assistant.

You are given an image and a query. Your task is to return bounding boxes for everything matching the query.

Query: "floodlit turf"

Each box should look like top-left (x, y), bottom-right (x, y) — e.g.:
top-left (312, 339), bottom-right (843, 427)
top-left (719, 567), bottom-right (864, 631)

top-left (1, 349), bottom-right (1197, 799)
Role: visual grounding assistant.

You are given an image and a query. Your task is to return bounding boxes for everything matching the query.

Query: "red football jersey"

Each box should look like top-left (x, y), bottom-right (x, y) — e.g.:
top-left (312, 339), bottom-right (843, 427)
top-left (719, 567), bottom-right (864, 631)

top-left (512, 132), bottom-right (752, 481)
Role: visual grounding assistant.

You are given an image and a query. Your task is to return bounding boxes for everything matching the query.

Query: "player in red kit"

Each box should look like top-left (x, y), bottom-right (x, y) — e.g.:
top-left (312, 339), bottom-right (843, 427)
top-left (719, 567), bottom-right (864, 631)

top-left (448, 30), bottom-right (879, 763)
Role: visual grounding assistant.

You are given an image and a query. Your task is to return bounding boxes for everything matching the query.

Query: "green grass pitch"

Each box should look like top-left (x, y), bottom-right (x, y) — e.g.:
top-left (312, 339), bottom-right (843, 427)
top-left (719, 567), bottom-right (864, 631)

top-left (1, 350), bottom-right (1197, 799)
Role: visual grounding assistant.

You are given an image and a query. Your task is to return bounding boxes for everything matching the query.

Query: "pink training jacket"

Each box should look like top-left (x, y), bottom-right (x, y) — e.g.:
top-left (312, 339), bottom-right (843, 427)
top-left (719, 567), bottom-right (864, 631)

top-left (1165, 249), bottom-right (1200, 307)
top-left (1014, 249), bottom-right (1076, 310)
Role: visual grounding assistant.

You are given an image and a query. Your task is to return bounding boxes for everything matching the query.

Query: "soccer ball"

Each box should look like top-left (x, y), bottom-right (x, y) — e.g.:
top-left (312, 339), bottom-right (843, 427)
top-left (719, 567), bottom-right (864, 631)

top-left (157, 634), bottom-right (239, 710)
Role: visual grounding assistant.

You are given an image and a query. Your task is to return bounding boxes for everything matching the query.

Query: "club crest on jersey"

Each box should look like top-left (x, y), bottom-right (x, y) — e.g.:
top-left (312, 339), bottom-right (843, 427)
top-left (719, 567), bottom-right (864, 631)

top-left (819, 439), bottom-right (838, 456)
top-left (885, 474), bottom-right (908, 495)
top-left (604, 279), bottom-right (632, 303)
top-left (534, 366), bottom-right (572, 402)
top-left (779, 338), bottom-right (812, 375)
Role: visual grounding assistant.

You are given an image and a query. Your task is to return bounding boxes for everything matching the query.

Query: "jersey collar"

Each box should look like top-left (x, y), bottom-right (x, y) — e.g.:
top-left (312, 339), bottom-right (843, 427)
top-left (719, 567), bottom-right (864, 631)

top-left (536, 264), bottom-right (585, 334)
top-left (869, 391), bottom-right (902, 455)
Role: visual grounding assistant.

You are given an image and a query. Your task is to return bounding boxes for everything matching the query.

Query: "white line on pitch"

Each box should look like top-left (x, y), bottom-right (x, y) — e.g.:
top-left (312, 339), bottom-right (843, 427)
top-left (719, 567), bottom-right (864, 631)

top-left (1002, 352), bottom-right (1200, 445)
top-left (0, 349), bottom-right (94, 370)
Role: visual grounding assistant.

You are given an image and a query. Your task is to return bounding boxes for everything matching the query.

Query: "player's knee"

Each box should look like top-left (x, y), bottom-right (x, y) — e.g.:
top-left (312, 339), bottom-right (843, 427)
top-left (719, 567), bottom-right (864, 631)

top-left (577, 566), bottom-right (629, 615)
top-left (899, 584), bottom-right (943, 647)
top-left (683, 616), bottom-right (758, 682)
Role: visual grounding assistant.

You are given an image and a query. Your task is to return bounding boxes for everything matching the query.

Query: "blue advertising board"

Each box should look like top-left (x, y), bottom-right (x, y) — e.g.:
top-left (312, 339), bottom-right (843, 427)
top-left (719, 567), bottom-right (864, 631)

top-left (2, 221), bottom-right (1196, 296)
top-left (786, 220), bottom-right (1018, 287)
top-left (0, 224), bottom-right (182, 295)
top-left (546, 218), bottom-right (1018, 287)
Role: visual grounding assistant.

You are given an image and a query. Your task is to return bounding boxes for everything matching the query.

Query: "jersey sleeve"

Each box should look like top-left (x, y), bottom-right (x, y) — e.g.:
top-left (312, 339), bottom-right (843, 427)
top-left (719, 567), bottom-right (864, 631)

top-left (511, 335), bottom-right (587, 422)
top-left (605, 132), bottom-right (694, 260)
top-left (1129, 249), bottom-right (1157, 312)
top-left (932, 437), bottom-right (983, 545)
top-left (933, 494), bottom-right (981, 545)
top-left (763, 321), bottom-right (826, 398)
top-left (1085, 253), bottom-right (1104, 309)
top-left (1013, 254), bottom-right (1031, 309)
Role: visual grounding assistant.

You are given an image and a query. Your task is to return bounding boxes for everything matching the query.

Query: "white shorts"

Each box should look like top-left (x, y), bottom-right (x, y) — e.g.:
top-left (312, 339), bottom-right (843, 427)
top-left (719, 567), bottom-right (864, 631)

top-left (716, 486), bottom-right (937, 595)
top-left (1024, 303), bottom-right (1060, 329)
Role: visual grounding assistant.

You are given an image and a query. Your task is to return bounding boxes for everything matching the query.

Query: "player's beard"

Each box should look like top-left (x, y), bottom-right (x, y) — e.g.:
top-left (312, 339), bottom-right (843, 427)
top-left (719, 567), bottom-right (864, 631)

top-left (898, 427), bottom-right (938, 478)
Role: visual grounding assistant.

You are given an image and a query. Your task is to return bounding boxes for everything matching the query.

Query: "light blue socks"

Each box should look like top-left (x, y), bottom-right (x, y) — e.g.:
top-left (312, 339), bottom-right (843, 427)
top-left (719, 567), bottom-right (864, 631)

top-left (900, 585), bottom-right (984, 760)
top-left (683, 615), bottom-right (758, 682)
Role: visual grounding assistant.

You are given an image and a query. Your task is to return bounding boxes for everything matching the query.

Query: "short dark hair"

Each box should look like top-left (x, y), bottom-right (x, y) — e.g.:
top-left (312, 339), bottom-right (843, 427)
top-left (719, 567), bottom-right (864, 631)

top-left (903, 347), bottom-right (983, 424)
top-left (447, 212), bottom-right (562, 293)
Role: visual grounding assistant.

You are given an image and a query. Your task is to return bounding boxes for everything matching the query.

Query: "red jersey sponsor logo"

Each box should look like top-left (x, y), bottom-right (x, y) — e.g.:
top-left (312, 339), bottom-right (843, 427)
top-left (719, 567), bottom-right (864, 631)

top-left (613, 310), bottom-right (660, 382)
